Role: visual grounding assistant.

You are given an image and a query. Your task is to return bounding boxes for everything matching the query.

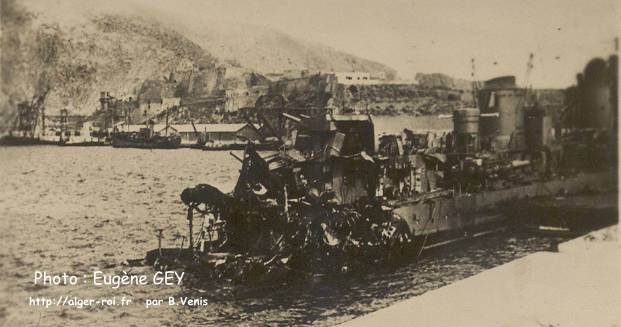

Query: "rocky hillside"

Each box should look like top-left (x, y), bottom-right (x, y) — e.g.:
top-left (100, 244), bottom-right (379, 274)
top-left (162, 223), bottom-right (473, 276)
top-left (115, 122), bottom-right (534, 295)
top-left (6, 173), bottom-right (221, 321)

top-left (0, 0), bottom-right (395, 131)
top-left (179, 22), bottom-right (396, 79)
top-left (1, 3), bottom-right (220, 125)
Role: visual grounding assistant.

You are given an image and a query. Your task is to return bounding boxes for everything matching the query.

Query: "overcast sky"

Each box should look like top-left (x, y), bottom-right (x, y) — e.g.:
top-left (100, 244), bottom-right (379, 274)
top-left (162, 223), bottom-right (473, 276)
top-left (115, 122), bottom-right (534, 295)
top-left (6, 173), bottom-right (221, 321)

top-left (25, 0), bottom-right (620, 88)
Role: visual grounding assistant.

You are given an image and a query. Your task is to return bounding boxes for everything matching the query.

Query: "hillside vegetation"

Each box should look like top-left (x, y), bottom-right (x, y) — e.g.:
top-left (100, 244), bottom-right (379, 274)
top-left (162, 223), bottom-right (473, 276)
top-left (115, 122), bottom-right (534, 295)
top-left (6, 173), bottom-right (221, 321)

top-left (1, 0), bottom-right (395, 132)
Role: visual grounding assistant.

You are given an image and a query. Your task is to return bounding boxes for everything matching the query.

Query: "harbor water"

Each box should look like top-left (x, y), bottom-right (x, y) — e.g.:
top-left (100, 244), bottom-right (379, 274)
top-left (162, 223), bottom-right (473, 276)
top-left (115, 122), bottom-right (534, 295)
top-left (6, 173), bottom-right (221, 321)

top-left (0, 144), bottom-right (572, 326)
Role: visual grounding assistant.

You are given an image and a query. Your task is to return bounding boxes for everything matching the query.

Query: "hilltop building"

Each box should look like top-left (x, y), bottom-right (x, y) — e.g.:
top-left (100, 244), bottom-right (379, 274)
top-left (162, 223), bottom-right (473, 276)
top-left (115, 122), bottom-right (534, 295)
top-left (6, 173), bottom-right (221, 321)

top-left (332, 72), bottom-right (374, 85)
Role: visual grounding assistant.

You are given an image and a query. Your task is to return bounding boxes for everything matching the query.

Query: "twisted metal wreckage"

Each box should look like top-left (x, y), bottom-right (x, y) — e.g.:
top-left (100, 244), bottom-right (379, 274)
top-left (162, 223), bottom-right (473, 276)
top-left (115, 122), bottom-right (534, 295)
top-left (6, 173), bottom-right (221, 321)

top-left (171, 113), bottom-right (417, 284)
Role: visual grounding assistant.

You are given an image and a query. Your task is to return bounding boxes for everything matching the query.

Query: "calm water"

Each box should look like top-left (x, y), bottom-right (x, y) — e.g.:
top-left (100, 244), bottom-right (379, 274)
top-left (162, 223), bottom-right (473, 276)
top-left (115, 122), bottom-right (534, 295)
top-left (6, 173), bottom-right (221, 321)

top-left (0, 138), bottom-right (565, 326)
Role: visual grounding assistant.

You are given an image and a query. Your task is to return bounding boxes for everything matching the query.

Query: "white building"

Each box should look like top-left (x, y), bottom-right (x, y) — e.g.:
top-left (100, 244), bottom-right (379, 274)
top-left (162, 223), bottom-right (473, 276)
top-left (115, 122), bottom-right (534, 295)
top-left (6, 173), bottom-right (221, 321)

top-left (162, 97), bottom-right (181, 110)
top-left (331, 72), bottom-right (382, 85)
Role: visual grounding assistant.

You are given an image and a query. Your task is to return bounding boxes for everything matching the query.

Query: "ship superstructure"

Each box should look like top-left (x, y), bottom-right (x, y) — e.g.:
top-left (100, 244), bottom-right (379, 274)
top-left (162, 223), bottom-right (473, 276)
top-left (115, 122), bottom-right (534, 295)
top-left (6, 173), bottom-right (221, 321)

top-left (146, 74), bottom-right (617, 283)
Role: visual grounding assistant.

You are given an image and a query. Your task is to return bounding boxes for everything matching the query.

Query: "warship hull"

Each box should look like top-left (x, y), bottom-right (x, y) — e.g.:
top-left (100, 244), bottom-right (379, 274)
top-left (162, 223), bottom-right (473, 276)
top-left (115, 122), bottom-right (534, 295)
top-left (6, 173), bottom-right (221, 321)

top-left (144, 170), bottom-right (616, 284)
top-left (0, 135), bottom-right (58, 146)
top-left (395, 170), bottom-right (616, 245)
top-left (111, 135), bottom-right (181, 149)
top-left (111, 141), bottom-right (180, 149)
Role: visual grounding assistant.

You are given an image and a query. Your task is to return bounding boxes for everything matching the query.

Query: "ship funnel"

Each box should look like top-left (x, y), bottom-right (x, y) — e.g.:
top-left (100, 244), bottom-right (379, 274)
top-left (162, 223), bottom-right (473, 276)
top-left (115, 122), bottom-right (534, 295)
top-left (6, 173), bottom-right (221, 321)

top-left (477, 76), bottom-right (526, 152)
top-left (453, 108), bottom-right (480, 154)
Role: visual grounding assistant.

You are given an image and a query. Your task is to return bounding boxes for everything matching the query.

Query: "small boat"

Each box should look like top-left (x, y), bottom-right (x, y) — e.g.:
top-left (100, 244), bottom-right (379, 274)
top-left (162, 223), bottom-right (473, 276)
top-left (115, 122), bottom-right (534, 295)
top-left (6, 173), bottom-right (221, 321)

top-left (112, 117), bottom-right (181, 149)
top-left (111, 130), bottom-right (181, 149)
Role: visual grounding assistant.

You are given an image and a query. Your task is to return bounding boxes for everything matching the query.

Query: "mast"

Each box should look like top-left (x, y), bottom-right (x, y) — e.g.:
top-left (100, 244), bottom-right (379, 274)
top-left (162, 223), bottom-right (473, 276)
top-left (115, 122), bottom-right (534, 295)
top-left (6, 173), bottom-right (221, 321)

top-left (165, 106), bottom-right (170, 137)
top-left (521, 53), bottom-right (535, 109)
top-left (524, 53), bottom-right (535, 92)
top-left (60, 108), bottom-right (68, 143)
top-left (471, 58), bottom-right (478, 108)
top-left (127, 97), bottom-right (133, 125)
top-left (41, 106), bottom-right (46, 136)
top-left (99, 92), bottom-right (111, 136)
top-left (108, 93), bottom-right (114, 136)
top-left (31, 102), bottom-right (39, 138)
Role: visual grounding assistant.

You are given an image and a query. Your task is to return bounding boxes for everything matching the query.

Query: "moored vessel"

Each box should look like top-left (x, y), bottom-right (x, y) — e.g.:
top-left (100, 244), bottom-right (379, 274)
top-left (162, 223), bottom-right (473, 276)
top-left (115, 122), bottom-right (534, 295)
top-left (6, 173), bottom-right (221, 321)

top-left (143, 75), bottom-right (617, 284)
top-left (111, 120), bottom-right (181, 149)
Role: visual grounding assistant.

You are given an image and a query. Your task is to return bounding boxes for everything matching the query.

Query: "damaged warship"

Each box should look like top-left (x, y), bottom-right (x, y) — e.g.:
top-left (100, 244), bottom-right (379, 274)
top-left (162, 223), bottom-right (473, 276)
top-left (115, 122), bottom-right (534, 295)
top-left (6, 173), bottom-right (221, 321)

top-left (145, 75), bottom-right (617, 285)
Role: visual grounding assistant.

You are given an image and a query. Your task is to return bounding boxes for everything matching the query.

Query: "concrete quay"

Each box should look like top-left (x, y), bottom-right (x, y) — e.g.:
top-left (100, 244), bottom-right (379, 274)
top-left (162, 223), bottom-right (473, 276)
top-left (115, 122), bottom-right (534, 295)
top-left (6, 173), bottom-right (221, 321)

top-left (340, 225), bottom-right (619, 327)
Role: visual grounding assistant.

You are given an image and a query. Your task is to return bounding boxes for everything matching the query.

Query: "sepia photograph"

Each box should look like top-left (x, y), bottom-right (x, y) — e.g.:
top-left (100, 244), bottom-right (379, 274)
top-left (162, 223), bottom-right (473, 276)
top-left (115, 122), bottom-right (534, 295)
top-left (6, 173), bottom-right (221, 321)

top-left (0, 0), bottom-right (619, 326)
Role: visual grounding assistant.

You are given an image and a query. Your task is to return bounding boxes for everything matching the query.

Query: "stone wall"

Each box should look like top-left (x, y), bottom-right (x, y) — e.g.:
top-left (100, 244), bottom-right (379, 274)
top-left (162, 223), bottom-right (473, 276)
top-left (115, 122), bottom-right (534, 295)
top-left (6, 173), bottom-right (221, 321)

top-left (334, 83), bottom-right (473, 116)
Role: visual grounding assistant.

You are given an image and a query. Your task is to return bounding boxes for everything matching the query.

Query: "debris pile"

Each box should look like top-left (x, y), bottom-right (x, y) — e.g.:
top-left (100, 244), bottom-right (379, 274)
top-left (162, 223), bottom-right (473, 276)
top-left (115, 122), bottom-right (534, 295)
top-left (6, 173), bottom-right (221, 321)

top-left (177, 145), bottom-right (412, 283)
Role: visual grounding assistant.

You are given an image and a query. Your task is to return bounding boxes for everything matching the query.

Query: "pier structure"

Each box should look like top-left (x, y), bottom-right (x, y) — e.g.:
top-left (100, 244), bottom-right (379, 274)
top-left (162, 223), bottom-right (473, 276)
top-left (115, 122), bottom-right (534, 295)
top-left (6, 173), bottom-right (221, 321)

top-left (340, 224), bottom-right (620, 327)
